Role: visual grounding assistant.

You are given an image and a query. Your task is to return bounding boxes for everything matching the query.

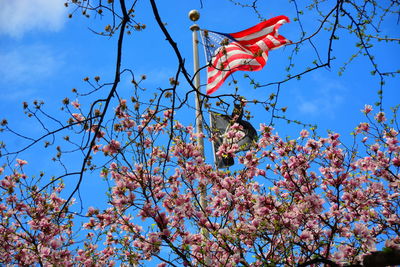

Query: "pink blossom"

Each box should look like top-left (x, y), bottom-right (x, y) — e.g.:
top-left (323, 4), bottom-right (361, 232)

top-left (300, 129), bottom-right (309, 138)
top-left (122, 118), bottom-right (136, 129)
top-left (49, 239), bottom-right (62, 249)
top-left (72, 113), bottom-right (85, 122)
top-left (0, 177), bottom-right (15, 190)
top-left (299, 230), bottom-right (313, 241)
top-left (375, 111), bottom-right (386, 122)
top-left (370, 143), bottom-right (380, 152)
top-left (393, 157), bottom-right (400, 167)
top-left (102, 140), bottom-right (121, 155)
top-left (353, 223), bottom-right (370, 238)
top-left (163, 109), bottom-right (173, 118)
top-left (387, 214), bottom-right (399, 225)
top-left (362, 104), bottom-right (373, 114)
top-left (385, 238), bottom-right (400, 249)
top-left (71, 100), bottom-right (80, 109)
top-left (91, 144), bottom-right (101, 153)
top-left (16, 159), bottom-right (28, 166)
top-left (356, 122), bottom-right (370, 133)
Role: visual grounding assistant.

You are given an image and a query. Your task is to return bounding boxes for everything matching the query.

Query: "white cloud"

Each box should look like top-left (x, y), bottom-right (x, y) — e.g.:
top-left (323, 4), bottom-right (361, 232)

top-left (0, 44), bottom-right (60, 83)
top-left (295, 74), bottom-right (346, 119)
top-left (0, 44), bottom-right (63, 100)
top-left (146, 68), bottom-right (175, 85)
top-left (298, 101), bottom-right (318, 114)
top-left (0, 0), bottom-right (67, 37)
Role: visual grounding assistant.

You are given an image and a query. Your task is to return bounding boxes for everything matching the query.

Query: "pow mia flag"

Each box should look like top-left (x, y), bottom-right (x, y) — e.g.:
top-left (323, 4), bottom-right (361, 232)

top-left (210, 104), bottom-right (258, 168)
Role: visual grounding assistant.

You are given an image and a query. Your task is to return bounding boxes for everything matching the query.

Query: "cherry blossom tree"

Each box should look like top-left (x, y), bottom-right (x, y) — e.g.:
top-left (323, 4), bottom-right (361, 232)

top-left (0, 0), bottom-right (399, 266)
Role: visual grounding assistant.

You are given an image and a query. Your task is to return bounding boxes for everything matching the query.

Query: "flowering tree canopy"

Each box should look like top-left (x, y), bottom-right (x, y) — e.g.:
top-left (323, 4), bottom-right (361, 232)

top-left (1, 102), bottom-right (399, 266)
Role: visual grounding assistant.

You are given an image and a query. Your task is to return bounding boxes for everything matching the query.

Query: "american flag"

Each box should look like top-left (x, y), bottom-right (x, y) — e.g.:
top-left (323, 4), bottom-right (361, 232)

top-left (202, 15), bottom-right (290, 95)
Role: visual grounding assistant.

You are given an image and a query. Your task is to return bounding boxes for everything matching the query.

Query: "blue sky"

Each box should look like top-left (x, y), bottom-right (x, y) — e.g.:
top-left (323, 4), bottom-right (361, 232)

top-left (0, 0), bottom-right (399, 265)
top-left (1, 1), bottom-right (398, 130)
top-left (0, 1), bottom-right (399, 184)
top-left (0, 0), bottom-right (399, 236)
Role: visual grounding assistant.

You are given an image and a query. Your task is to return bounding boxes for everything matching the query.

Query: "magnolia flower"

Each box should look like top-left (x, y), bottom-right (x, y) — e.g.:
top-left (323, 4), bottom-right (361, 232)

top-left (300, 129), bottom-right (309, 138)
top-left (71, 100), bottom-right (80, 109)
top-left (362, 104), bottom-right (373, 114)
top-left (16, 159), bottom-right (28, 166)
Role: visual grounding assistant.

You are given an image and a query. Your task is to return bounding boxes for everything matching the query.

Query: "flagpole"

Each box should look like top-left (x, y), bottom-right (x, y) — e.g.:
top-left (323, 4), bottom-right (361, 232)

top-left (189, 11), bottom-right (204, 156)
top-left (189, 9), bottom-right (210, 255)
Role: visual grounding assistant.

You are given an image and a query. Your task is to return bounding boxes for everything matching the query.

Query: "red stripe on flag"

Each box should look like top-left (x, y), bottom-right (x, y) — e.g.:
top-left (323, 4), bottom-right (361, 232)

top-left (230, 15), bottom-right (289, 39)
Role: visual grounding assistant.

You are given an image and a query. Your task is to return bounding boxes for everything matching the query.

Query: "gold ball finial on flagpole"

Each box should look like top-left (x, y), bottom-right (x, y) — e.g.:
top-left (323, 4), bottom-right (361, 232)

top-left (188, 10), bottom-right (200, 22)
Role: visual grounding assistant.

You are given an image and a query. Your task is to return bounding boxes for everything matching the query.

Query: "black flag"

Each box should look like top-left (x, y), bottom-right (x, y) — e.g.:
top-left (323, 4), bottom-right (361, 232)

top-left (210, 105), bottom-right (257, 168)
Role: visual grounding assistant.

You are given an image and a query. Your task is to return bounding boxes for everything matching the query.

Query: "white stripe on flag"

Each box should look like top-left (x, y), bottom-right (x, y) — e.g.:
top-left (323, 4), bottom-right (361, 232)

top-left (233, 19), bottom-right (288, 42)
